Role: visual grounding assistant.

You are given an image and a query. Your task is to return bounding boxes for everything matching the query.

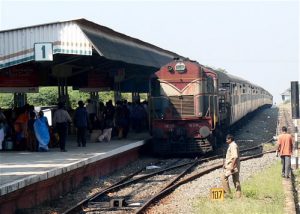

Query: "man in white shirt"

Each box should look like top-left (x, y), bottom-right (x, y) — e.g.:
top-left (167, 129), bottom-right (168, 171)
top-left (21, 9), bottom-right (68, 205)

top-left (86, 99), bottom-right (96, 133)
top-left (53, 102), bottom-right (72, 152)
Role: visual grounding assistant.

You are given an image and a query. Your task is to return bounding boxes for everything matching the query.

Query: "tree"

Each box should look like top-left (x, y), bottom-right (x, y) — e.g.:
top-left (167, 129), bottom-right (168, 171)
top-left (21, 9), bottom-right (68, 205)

top-left (27, 87), bottom-right (58, 106)
top-left (0, 87), bottom-right (149, 109)
top-left (0, 94), bottom-right (14, 108)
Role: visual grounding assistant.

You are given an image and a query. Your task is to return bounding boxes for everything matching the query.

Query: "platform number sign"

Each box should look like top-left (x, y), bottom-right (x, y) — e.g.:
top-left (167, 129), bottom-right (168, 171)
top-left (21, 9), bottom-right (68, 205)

top-left (210, 188), bottom-right (224, 201)
top-left (34, 43), bottom-right (53, 61)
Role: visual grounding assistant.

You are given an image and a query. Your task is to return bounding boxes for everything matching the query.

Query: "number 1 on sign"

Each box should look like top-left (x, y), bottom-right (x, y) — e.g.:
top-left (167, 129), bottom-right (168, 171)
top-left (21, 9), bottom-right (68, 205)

top-left (34, 43), bottom-right (53, 61)
top-left (41, 45), bottom-right (46, 58)
top-left (210, 188), bottom-right (224, 201)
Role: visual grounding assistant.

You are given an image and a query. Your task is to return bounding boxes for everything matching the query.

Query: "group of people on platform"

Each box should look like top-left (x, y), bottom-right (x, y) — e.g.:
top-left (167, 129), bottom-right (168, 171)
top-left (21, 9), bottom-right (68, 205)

top-left (0, 99), bottom-right (148, 152)
top-left (0, 104), bottom-right (51, 152)
top-left (96, 99), bottom-right (148, 141)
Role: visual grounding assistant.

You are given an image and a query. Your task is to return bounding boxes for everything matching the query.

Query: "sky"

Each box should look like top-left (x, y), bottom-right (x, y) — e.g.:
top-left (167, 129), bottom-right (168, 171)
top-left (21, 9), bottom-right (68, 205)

top-left (0, 0), bottom-right (299, 104)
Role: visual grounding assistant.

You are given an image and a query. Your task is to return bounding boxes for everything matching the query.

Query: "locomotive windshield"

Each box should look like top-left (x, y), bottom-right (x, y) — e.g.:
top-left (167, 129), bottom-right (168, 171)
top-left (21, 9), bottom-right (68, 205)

top-left (149, 77), bottom-right (195, 119)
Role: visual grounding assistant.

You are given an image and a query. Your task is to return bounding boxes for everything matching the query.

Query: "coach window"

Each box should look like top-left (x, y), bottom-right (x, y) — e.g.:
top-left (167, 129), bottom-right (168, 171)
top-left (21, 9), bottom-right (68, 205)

top-left (219, 96), bottom-right (226, 113)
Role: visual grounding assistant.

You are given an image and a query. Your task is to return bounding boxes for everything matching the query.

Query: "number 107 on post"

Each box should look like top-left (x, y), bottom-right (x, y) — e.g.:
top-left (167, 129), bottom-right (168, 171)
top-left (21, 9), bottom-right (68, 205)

top-left (210, 188), bottom-right (224, 201)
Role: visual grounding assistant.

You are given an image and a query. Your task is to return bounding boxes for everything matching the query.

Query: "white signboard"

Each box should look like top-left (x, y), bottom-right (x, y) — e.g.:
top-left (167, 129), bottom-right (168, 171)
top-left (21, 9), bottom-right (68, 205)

top-left (42, 109), bottom-right (52, 126)
top-left (34, 43), bottom-right (53, 61)
top-left (0, 87), bottom-right (39, 93)
top-left (79, 88), bottom-right (110, 92)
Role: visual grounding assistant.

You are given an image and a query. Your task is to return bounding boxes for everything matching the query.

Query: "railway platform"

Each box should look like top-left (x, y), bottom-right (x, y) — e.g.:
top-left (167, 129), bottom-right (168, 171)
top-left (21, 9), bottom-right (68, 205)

top-left (0, 132), bottom-right (150, 213)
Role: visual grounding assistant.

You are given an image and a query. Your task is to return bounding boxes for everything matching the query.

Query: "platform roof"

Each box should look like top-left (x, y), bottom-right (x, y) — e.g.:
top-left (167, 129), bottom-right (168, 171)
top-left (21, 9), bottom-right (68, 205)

top-left (0, 19), bottom-right (182, 92)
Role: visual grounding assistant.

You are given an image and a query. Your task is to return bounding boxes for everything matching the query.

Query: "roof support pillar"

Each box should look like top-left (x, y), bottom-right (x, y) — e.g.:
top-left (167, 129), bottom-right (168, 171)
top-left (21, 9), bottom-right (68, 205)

top-left (114, 82), bottom-right (121, 103)
top-left (89, 92), bottom-right (99, 101)
top-left (57, 77), bottom-right (70, 108)
top-left (13, 93), bottom-right (27, 108)
top-left (132, 92), bottom-right (140, 103)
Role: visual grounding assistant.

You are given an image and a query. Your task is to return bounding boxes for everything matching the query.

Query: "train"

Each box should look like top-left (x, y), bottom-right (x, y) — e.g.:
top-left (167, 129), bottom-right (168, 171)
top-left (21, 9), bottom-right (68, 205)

top-left (149, 58), bottom-right (273, 155)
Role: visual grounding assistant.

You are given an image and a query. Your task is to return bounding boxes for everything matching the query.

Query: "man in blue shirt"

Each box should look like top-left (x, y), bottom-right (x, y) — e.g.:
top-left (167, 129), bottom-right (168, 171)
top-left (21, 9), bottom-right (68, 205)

top-left (74, 100), bottom-right (89, 147)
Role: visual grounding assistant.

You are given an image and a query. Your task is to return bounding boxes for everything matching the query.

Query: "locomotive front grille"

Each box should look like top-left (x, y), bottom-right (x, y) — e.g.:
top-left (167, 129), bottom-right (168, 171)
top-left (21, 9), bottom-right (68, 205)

top-left (169, 95), bottom-right (194, 117)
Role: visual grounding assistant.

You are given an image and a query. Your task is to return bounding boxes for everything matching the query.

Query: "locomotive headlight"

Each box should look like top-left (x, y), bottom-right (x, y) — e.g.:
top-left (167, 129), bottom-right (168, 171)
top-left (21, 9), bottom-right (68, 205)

top-left (199, 126), bottom-right (210, 138)
top-left (175, 62), bottom-right (186, 73)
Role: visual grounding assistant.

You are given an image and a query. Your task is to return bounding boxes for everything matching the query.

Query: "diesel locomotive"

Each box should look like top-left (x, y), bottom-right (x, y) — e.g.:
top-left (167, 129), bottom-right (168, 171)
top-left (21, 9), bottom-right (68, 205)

top-left (149, 58), bottom-right (272, 155)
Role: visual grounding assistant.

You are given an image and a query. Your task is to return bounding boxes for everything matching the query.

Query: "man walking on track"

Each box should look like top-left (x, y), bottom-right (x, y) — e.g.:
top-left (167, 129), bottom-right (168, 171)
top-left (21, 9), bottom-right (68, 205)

top-left (277, 126), bottom-right (293, 179)
top-left (221, 134), bottom-right (241, 198)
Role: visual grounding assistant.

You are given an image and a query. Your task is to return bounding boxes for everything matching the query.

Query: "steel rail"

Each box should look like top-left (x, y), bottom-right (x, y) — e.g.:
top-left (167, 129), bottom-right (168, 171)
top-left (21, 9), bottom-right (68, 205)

top-left (135, 149), bottom-right (276, 214)
top-left (63, 159), bottom-right (199, 214)
top-left (62, 164), bottom-right (148, 214)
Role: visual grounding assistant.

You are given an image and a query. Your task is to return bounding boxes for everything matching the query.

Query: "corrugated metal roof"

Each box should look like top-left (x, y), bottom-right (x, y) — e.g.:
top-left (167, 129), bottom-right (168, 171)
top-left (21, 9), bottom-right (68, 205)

top-left (0, 18), bottom-right (181, 69)
top-left (75, 19), bottom-right (179, 68)
top-left (0, 20), bottom-right (92, 69)
top-left (281, 89), bottom-right (290, 96)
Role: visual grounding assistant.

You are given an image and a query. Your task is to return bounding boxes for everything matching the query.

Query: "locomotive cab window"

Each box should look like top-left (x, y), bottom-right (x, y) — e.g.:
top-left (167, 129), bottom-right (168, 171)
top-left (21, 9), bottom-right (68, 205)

top-left (150, 77), bottom-right (161, 96)
top-left (149, 77), bottom-right (166, 119)
top-left (207, 76), bottom-right (214, 93)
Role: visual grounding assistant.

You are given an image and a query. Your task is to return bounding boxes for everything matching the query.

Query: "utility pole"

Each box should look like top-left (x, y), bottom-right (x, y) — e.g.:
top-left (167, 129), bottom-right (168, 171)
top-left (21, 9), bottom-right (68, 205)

top-left (291, 81), bottom-right (299, 169)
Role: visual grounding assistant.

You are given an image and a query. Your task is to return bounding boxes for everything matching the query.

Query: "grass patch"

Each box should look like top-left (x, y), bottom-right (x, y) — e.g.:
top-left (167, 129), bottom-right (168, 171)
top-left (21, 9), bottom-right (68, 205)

top-left (294, 168), bottom-right (300, 187)
top-left (263, 141), bottom-right (277, 152)
top-left (294, 168), bottom-right (300, 177)
top-left (193, 161), bottom-right (284, 214)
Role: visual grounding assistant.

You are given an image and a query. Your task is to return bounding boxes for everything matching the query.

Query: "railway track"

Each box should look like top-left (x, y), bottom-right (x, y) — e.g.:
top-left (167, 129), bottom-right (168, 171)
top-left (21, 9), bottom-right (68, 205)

top-left (63, 158), bottom-right (197, 214)
top-left (63, 139), bottom-right (274, 214)
top-left (137, 144), bottom-right (275, 213)
top-left (277, 105), bottom-right (294, 134)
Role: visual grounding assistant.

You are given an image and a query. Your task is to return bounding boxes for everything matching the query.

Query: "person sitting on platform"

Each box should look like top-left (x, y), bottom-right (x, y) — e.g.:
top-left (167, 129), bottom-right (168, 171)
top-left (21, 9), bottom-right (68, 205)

top-left (97, 119), bottom-right (113, 142)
